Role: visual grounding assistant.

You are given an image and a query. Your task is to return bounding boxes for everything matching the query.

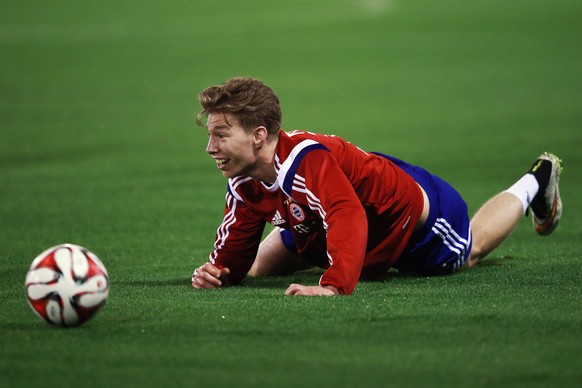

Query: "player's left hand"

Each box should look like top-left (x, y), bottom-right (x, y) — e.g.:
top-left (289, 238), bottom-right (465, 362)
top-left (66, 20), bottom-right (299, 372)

top-left (285, 283), bottom-right (339, 296)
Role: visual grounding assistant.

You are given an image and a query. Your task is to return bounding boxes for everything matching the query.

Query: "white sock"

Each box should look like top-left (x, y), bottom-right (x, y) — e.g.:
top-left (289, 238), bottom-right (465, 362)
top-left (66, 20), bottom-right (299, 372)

top-left (504, 173), bottom-right (539, 215)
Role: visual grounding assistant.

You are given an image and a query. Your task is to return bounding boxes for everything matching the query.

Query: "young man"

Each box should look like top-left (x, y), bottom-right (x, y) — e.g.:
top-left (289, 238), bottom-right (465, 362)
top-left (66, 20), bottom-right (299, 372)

top-left (191, 77), bottom-right (563, 296)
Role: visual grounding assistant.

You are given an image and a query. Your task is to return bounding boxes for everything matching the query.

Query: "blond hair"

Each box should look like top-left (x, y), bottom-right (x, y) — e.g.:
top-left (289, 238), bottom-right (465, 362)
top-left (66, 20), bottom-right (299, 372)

top-left (196, 77), bottom-right (282, 136)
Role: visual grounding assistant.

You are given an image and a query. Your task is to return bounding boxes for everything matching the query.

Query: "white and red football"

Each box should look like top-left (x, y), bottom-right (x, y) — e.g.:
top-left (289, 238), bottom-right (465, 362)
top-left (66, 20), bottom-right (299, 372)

top-left (25, 244), bottom-right (109, 327)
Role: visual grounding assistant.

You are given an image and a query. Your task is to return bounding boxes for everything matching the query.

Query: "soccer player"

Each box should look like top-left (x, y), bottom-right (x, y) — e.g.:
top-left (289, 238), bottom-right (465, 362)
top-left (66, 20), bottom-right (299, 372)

top-left (191, 77), bottom-right (563, 296)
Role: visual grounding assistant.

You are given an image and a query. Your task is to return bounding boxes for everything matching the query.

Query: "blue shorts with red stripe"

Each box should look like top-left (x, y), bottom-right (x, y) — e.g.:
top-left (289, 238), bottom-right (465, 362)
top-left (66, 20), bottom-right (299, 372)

top-left (376, 154), bottom-right (473, 275)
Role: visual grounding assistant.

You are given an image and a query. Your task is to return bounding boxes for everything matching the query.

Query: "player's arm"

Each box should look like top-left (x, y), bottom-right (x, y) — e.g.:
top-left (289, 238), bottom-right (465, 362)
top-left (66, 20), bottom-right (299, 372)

top-left (296, 150), bottom-right (368, 295)
top-left (192, 192), bottom-right (265, 289)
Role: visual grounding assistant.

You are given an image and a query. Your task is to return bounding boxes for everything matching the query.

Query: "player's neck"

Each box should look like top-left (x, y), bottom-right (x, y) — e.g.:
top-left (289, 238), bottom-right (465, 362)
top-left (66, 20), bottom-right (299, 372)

top-left (251, 137), bottom-right (278, 185)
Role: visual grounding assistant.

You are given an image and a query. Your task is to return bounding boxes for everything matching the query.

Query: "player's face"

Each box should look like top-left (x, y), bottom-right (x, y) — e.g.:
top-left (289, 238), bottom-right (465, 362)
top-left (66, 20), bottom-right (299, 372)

top-left (206, 113), bottom-right (259, 179)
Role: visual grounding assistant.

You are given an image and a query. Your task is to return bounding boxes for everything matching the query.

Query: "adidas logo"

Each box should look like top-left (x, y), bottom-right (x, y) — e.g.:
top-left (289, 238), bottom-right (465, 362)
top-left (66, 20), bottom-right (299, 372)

top-left (271, 211), bottom-right (286, 226)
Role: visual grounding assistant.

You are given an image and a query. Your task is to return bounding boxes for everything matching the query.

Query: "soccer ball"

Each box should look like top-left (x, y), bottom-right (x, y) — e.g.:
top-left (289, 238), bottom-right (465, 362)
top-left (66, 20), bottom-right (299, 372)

top-left (25, 244), bottom-right (109, 327)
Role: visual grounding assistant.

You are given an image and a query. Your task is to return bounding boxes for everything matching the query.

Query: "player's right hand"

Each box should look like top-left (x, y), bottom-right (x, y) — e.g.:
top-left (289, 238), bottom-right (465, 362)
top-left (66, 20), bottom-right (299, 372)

top-left (191, 262), bottom-right (230, 289)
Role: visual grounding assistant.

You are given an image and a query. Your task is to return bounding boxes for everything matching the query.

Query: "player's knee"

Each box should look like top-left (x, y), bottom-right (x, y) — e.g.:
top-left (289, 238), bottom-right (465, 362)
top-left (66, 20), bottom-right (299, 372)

top-left (247, 264), bottom-right (266, 277)
top-left (464, 244), bottom-right (487, 269)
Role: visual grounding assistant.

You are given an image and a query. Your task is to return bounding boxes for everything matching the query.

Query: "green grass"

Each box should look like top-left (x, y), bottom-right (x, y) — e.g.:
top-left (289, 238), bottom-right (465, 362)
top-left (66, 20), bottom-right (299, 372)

top-left (1, 0), bottom-right (581, 387)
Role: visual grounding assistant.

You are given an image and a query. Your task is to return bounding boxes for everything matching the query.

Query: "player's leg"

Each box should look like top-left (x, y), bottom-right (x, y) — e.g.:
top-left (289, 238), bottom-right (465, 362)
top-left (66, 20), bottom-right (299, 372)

top-left (463, 193), bottom-right (523, 268)
top-left (248, 228), bottom-right (312, 277)
top-left (464, 152), bottom-right (563, 268)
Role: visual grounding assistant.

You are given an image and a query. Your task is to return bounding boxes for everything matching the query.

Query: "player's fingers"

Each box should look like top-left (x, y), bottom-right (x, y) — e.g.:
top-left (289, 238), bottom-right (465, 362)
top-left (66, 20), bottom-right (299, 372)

top-left (219, 267), bottom-right (231, 278)
top-left (201, 262), bottom-right (222, 277)
top-left (285, 283), bottom-right (301, 296)
top-left (192, 273), bottom-right (221, 289)
top-left (192, 277), bottom-right (219, 289)
top-left (192, 266), bottom-right (222, 288)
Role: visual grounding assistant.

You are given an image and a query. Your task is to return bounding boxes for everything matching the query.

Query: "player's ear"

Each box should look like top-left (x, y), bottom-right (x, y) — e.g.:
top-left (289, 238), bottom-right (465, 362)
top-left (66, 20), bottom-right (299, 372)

top-left (253, 126), bottom-right (269, 147)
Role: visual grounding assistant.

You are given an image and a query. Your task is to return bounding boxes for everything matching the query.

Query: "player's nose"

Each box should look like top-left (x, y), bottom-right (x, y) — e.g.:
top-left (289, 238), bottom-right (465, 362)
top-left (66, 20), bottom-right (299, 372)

top-left (206, 137), bottom-right (218, 154)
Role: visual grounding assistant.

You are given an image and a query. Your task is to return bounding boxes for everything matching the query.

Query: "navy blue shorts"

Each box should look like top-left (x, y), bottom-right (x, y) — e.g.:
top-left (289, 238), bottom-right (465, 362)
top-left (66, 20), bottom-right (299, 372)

top-left (280, 154), bottom-right (473, 276)
top-left (378, 154), bottom-right (472, 275)
top-left (280, 228), bottom-right (298, 255)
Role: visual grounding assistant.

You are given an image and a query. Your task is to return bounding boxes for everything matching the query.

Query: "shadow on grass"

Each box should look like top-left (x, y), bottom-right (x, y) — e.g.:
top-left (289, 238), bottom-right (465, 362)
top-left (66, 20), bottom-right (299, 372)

top-left (108, 257), bottom-right (512, 290)
top-left (240, 270), bottom-right (323, 289)
top-left (111, 278), bottom-right (188, 287)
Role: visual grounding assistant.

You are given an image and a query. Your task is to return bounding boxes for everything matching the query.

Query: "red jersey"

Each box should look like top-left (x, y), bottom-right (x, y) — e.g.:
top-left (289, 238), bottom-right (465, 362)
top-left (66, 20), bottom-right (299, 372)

top-left (208, 130), bottom-right (424, 295)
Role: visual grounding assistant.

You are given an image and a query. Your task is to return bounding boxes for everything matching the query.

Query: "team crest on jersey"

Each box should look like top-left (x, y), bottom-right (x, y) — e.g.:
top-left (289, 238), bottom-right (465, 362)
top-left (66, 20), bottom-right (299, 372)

top-left (289, 203), bottom-right (305, 221)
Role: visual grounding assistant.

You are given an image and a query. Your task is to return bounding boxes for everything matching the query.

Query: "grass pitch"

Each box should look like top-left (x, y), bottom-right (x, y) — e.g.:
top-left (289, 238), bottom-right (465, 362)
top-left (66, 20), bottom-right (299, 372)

top-left (1, 1), bottom-right (581, 387)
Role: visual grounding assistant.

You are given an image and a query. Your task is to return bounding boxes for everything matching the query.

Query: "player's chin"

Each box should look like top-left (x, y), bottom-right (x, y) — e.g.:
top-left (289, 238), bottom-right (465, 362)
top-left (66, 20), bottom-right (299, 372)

top-left (221, 169), bottom-right (242, 179)
top-left (218, 166), bottom-right (234, 178)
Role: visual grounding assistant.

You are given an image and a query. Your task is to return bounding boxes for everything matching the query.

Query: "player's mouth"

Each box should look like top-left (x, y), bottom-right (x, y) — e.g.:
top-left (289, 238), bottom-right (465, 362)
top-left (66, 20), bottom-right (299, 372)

top-left (215, 158), bottom-right (230, 169)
